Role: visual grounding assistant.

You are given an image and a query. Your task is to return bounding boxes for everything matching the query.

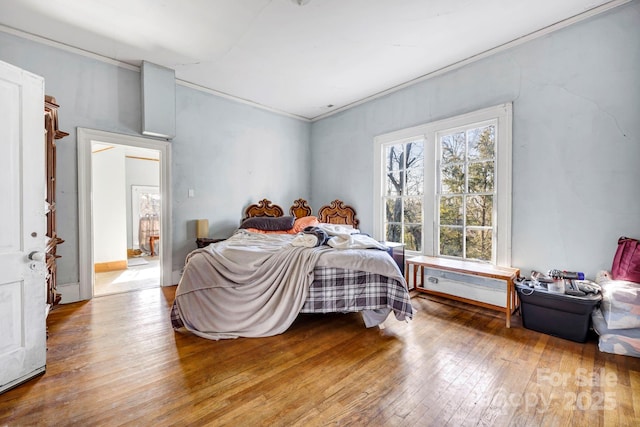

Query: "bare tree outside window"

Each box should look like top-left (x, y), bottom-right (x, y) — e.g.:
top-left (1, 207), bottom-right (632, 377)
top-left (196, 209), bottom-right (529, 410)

top-left (383, 140), bottom-right (424, 250)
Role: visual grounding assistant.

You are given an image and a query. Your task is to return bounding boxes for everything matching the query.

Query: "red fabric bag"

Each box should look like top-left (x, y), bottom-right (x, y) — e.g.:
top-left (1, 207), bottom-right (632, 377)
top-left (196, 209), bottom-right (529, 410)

top-left (611, 236), bottom-right (640, 283)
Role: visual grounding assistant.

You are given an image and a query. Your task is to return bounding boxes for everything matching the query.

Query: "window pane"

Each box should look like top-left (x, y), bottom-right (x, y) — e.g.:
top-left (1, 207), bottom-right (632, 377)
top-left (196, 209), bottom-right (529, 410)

top-left (385, 144), bottom-right (404, 172)
top-left (441, 132), bottom-right (465, 164)
top-left (386, 172), bottom-right (402, 196)
top-left (439, 196), bottom-right (462, 225)
top-left (386, 223), bottom-right (401, 243)
top-left (405, 167), bottom-right (423, 195)
top-left (468, 125), bottom-right (495, 161)
top-left (468, 161), bottom-right (494, 193)
top-left (440, 226), bottom-right (462, 257)
top-left (405, 224), bottom-right (422, 251)
top-left (440, 164), bottom-right (464, 194)
top-left (385, 198), bottom-right (401, 222)
top-left (466, 195), bottom-right (493, 226)
top-left (140, 193), bottom-right (161, 216)
top-left (404, 197), bottom-right (422, 223)
top-left (466, 229), bottom-right (492, 261)
top-left (406, 141), bottom-right (424, 169)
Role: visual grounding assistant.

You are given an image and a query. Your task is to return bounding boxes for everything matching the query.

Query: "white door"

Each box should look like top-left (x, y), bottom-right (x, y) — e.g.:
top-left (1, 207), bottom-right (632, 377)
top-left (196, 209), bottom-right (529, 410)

top-left (0, 61), bottom-right (47, 394)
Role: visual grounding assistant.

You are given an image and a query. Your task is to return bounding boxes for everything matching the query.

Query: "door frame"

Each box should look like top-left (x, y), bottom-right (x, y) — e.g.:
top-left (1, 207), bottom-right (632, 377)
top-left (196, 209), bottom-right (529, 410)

top-left (77, 128), bottom-right (172, 300)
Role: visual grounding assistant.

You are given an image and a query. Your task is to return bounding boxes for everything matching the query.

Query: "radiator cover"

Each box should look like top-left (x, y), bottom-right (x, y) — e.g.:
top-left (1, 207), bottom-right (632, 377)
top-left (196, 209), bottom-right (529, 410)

top-left (420, 267), bottom-right (507, 308)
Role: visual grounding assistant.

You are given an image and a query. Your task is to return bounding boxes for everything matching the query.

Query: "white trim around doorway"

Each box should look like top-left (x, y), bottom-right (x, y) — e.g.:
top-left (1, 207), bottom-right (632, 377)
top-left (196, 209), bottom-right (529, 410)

top-left (77, 128), bottom-right (173, 300)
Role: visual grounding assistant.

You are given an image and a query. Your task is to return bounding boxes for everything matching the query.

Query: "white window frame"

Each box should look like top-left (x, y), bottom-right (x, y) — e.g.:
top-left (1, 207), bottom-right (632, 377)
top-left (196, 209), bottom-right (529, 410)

top-left (374, 103), bottom-right (512, 266)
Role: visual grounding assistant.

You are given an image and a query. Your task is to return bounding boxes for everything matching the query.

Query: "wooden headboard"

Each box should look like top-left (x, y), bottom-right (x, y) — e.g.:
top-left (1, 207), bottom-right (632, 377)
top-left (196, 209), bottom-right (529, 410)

top-left (317, 200), bottom-right (360, 229)
top-left (243, 198), bottom-right (359, 228)
top-left (243, 199), bottom-right (283, 219)
top-left (289, 198), bottom-right (312, 219)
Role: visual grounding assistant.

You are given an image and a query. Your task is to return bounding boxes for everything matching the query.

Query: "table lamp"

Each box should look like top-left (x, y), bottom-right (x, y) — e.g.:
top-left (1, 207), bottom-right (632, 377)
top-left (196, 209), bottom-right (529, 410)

top-left (196, 219), bottom-right (209, 238)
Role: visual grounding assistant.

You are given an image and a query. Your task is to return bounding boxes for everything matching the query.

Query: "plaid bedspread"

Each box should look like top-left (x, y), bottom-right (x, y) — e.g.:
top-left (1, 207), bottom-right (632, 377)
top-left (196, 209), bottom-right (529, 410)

top-left (301, 267), bottom-right (413, 320)
top-left (172, 265), bottom-right (413, 329)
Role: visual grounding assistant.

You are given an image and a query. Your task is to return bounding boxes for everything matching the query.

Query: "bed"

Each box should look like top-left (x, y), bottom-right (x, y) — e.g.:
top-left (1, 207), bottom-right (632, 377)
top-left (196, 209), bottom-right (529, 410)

top-left (171, 198), bottom-right (413, 340)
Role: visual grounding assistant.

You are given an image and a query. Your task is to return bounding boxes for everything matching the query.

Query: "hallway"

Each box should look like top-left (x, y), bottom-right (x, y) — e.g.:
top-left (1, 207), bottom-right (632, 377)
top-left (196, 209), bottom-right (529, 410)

top-left (94, 256), bottom-right (160, 296)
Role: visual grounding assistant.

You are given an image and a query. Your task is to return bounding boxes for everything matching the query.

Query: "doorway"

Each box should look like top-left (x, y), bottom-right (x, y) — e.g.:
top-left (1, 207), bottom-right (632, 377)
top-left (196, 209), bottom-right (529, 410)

top-left (77, 129), bottom-right (172, 300)
top-left (93, 143), bottom-right (160, 296)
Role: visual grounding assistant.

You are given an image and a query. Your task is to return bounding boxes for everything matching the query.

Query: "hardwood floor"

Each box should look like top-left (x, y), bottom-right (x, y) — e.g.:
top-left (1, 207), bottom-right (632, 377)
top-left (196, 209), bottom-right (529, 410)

top-left (94, 256), bottom-right (160, 296)
top-left (2, 287), bottom-right (639, 426)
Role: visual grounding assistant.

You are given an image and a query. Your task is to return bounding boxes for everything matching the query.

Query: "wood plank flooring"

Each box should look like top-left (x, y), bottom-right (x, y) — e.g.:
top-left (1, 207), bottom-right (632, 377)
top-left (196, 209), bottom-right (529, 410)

top-left (1, 286), bottom-right (639, 426)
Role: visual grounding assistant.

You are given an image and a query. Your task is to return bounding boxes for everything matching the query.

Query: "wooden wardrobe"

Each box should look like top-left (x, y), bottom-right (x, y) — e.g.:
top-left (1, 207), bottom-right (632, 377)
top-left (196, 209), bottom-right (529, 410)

top-left (44, 95), bottom-right (68, 309)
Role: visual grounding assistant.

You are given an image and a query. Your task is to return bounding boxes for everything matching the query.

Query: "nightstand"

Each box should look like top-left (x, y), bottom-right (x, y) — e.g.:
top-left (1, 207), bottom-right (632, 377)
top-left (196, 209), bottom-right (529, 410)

top-left (381, 242), bottom-right (405, 275)
top-left (196, 237), bottom-right (225, 248)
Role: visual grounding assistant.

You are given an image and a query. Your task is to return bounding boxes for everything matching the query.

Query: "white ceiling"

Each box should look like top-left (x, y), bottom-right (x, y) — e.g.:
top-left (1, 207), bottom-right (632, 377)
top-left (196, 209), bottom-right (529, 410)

top-left (0, 0), bottom-right (626, 120)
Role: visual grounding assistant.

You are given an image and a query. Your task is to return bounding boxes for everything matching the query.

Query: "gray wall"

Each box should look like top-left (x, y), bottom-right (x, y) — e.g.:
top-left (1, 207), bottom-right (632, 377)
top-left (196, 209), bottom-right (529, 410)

top-left (310, 2), bottom-right (640, 278)
top-left (0, 32), bottom-right (311, 284)
top-left (172, 85), bottom-right (311, 267)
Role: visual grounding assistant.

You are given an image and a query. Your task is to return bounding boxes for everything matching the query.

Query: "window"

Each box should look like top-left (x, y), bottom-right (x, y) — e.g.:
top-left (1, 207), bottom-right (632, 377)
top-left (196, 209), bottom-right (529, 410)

top-left (374, 104), bottom-right (512, 266)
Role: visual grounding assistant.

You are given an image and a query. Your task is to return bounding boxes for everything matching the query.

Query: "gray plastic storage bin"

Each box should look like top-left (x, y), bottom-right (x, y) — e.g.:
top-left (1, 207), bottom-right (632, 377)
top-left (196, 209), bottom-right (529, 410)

top-left (516, 283), bottom-right (602, 343)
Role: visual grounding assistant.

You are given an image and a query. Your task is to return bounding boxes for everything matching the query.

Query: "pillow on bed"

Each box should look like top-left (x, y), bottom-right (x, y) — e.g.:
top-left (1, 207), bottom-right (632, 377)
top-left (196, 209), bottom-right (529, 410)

top-left (291, 216), bottom-right (319, 233)
top-left (243, 216), bottom-right (319, 235)
top-left (239, 215), bottom-right (295, 231)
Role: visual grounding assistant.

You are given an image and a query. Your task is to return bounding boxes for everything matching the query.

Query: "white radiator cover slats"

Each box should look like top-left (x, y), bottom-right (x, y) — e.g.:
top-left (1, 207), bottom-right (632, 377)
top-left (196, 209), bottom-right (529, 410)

top-left (421, 267), bottom-right (507, 308)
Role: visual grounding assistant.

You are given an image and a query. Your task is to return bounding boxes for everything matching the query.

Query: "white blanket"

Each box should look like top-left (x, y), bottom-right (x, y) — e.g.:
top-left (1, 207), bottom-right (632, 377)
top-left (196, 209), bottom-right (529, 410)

top-left (328, 233), bottom-right (388, 250)
top-left (291, 233), bottom-right (320, 248)
top-left (316, 223), bottom-right (359, 236)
